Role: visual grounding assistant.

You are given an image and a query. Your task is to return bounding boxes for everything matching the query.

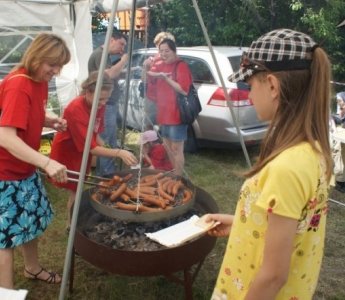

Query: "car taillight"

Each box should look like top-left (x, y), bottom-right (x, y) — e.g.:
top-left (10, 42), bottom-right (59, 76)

top-left (207, 87), bottom-right (252, 107)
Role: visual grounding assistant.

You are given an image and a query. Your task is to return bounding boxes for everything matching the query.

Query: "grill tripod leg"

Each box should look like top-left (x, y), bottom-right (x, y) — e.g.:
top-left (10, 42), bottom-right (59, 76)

top-left (183, 268), bottom-right (193, 300)
top-left (68, 248), bottom-right (76, 294)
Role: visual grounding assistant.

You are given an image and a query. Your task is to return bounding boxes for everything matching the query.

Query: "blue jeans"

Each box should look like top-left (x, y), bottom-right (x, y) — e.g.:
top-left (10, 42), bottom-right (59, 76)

top-left (160, 124), bottom-right (188, 141)
top-left (96, 104), bottom-right (118, 177)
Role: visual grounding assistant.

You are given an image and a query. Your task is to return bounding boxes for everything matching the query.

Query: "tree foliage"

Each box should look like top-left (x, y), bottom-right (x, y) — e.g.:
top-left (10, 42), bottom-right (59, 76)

top-left (91, 12), bottom-right (109, 32)
top-left (147, 0), bottom-right (345, 83)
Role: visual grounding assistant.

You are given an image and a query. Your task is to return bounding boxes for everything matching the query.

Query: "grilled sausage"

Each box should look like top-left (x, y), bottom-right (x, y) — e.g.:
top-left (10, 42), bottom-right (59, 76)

top-left (119, 193), bottom-right (130, 202)
top-left (124, 187), bottom-right (138, 199)
top-left (172, 180), bottom-right (183, 196)
top-left (122, 173), bottom-right (133, 182)
top-left (136, 186), bottom-right (157, 195)
top-left (167, 179), bottom-right (177, 195)
top-left (116, 201), bottom-right (161, 212)
top-left (182, 189), bottom-right (193, 203)
top-left (162, 178), bottom-right (174, 193)
top-left (104, 175), bottom-right (121, 187)
top-left (140, 194), bottom-right (166, 209)
top-left (158, 186), bottom-right (174, 202)
top-left (157, 176), bottom-right (171, 186)
top-left (139, 174), bottom-right (154, 183)
top-left (110, 183), bottom-right (127, 201)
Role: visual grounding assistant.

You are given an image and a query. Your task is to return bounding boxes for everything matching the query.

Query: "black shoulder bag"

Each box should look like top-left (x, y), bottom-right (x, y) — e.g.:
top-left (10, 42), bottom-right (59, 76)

top-left (173, 61), bottom-right (202, 125)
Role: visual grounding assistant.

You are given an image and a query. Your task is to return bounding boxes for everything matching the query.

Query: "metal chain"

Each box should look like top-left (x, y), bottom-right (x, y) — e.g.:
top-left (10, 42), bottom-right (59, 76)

top-left (135, 0), bottom-right (150, 211)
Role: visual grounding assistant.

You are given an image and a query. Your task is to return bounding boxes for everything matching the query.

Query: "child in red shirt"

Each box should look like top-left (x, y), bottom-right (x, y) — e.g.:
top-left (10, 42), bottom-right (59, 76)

top-left (140, 130), bottom-right (173, 171)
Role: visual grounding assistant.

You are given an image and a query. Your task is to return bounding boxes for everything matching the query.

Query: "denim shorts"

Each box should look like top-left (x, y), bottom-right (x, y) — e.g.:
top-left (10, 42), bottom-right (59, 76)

top-left (160, 124), bottom-right (188, 142)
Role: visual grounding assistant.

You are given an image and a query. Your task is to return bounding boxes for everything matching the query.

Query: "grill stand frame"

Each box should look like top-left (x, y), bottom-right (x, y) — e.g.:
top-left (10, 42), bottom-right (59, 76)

top-left (67, 186), bottom-right (218, 300)
top-left (68, 251), bottom-right (205, 300)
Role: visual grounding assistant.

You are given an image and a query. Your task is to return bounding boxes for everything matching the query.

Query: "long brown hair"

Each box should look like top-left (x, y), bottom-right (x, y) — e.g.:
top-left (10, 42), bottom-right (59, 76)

top-left (13, 33), bottom-right (70, 76)
top-left (246, 47), bottom-right (333, 182)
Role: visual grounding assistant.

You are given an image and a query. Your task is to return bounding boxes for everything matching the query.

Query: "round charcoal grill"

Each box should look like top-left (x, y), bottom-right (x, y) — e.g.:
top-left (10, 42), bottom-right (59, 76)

top-left (69, 185), bottom-right (218, 299)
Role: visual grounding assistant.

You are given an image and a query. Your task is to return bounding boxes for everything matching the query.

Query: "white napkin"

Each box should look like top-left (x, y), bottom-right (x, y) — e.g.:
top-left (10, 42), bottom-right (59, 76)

top-left (145, 214), bottom-right (219, 248)
top-left (0, 288), bottom-right (28, 300)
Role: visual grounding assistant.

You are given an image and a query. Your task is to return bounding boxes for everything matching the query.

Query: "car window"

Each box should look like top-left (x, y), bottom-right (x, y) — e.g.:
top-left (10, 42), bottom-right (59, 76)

top-left (228, 56), bottom-right (242, 73)
top-left (126, 53), bottom-right (152, 79)
top-left (131, 53), bottom-right (147, 68)
top-left (180, 56), bottom-right (215, 84)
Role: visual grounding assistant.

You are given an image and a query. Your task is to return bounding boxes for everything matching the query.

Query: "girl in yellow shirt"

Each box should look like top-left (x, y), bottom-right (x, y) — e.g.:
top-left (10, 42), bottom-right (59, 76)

top-left (207, 29), bottom-right (332, 300)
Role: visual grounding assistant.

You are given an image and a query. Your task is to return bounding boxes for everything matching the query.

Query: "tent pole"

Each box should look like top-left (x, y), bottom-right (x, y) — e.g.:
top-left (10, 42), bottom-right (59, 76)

top-left (58, 0), bottom-right (121, 299)
top-left (191, 0), bottom-right (252, 168)
top-left (13, 0), bottom-right (73, 4)
top-left (119, 0), bottom-right (138, 170)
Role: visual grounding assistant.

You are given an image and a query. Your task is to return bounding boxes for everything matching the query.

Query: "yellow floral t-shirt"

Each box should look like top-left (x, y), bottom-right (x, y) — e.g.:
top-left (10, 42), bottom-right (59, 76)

top-left (212, 143), bottom-right (328, 300)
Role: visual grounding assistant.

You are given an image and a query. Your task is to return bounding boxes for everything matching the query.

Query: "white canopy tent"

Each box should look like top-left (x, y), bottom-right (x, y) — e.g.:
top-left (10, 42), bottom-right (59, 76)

top-left (0, 0), bottom-right (160, 110)
top-left (0, 0), bottom-right (94, 109)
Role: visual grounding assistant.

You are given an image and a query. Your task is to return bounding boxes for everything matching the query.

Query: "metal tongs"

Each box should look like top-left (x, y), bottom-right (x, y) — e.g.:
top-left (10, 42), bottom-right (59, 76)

top-left (66, 169), bottom-right (177, 188)
top-left (66, 170), bottom-right (111, 187)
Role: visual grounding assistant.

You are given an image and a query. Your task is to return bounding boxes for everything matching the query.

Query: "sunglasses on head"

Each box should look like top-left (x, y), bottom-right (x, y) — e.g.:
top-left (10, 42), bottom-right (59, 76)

top-left (240, 52), bottom-right (270, 73)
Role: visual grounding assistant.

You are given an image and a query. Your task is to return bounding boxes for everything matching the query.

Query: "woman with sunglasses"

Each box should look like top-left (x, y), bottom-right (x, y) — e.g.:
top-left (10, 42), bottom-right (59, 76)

top-left (207, 29), bottom-right (332, 300)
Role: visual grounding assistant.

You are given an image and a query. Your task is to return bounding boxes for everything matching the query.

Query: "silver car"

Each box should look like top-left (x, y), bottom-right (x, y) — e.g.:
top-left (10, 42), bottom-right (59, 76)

top-left (118, 46), bottom-right (268, 152)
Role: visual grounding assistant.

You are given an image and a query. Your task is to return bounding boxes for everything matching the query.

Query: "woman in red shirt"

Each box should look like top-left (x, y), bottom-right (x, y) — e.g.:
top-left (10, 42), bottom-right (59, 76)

top-left (146, 39), bottom-right (193, 176)
top-left (0, 33), bottom-right (70, 288)
top-left (50, 71), bottom-right (138, 226)
top-left (141, 32), bottom-right (176, 128)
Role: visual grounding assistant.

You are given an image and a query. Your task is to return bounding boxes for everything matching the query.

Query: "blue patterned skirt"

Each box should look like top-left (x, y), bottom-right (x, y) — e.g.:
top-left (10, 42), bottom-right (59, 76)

top-left (0, 172), bottom-right (54, 248)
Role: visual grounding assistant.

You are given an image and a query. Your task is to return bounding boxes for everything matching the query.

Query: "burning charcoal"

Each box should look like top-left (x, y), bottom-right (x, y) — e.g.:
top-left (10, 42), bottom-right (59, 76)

top-left (135, 226), bottom-right (145, 235)
top-left (128, 243), bottom-right (137, 251)
top-left (87, 231), bottom-right (105, 244)
top-left (115, 228), bottom-right (125, 237)
top-left (109, 233), bottom-right (119, 241)
top-left (103, 235), bottom-right (111, 244)
top-left (124, 235), bottom-right (132, 244)
top-left (94, 222), bottom-right (111, 233)
top-left (81, 203), bottom-right (206, 252)
top-left (117, 239), bottom-right (126, 249)
top-left (137, 240), bottom-right (148, 251)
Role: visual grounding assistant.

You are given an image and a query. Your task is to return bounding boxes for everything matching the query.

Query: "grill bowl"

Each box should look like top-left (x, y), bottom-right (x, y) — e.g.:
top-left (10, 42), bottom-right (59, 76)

top-left (89, 169), bottom-right (196, 222)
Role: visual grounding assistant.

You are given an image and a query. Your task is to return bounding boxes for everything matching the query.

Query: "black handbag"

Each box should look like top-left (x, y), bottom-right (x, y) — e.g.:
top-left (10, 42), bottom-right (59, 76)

top-left (174, 61), bottom-right (202, 124)
top-left (176, 84), bottom-right (202, 124)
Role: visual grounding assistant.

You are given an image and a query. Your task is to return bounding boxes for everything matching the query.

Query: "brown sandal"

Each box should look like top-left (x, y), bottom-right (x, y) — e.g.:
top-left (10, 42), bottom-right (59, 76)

top-left (24, 267), bottom-right (61, 284)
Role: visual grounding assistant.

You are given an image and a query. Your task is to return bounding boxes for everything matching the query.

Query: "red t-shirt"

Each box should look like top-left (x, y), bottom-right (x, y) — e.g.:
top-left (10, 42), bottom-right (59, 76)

top-left (146, 54), bottom-right (161, 101)
top-left (0, 69), bottom-right (47, 180)
top-left (144, 143), bottom-right (173, 171)
top-left (49, 96), bottom-right (104, 191)
top-left (147, 60), bottom-right (192, 125)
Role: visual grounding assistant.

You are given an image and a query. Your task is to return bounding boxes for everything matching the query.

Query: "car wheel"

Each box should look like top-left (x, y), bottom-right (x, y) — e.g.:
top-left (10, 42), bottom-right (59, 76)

top-left (184, 125), bottom-right (199, 153)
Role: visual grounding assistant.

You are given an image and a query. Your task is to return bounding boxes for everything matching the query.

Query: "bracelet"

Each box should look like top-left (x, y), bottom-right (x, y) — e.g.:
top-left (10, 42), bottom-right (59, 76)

top-left (42, 158), bottom-right (50, 170)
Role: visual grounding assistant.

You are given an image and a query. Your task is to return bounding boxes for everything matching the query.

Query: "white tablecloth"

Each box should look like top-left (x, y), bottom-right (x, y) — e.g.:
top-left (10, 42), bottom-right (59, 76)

top-left (0, 288), bottom-right (27, 300)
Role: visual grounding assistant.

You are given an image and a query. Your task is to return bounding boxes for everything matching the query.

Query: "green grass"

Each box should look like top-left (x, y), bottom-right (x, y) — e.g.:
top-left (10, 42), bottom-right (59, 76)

top-left (12, 136), bottom-right (345, 300)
